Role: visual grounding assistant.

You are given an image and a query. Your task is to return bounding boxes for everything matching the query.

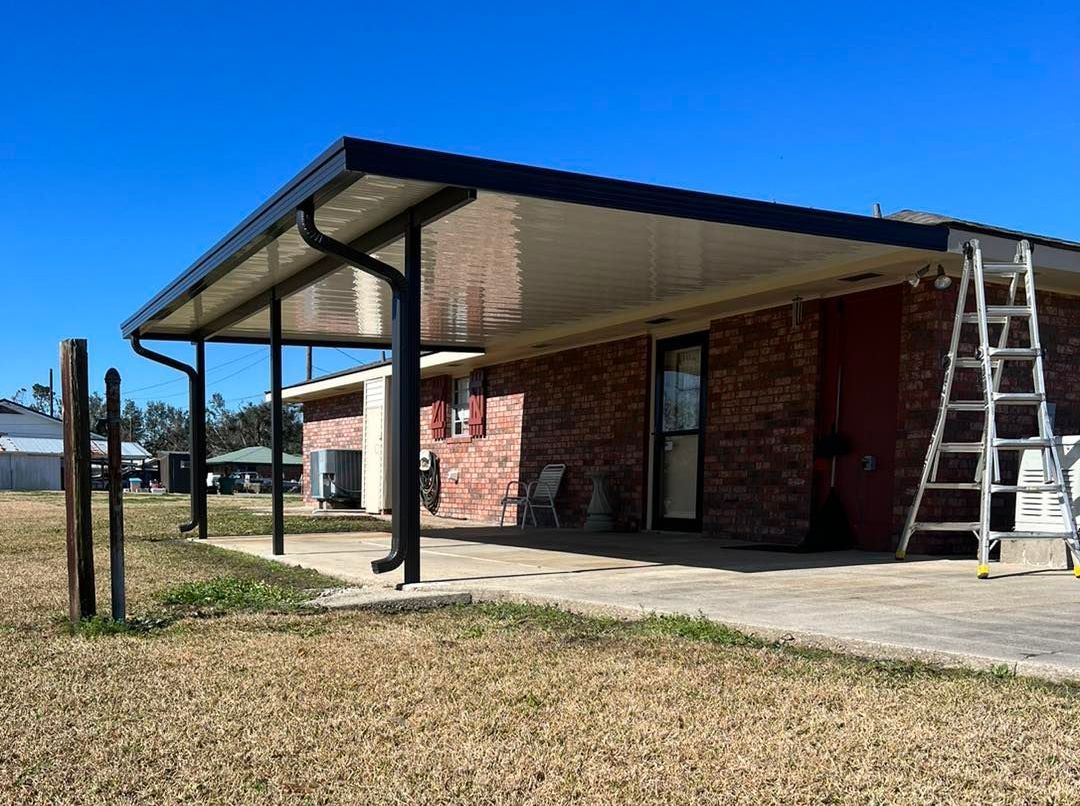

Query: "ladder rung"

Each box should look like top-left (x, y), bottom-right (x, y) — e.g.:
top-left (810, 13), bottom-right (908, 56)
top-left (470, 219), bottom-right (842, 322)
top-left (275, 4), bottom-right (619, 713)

top-left (912, 522), bottom-right (980, 532)
top-left (986, 305), bottom-right (1032, 318)
top-left (946, 401), bottom-right (986, 411)
top-left (989, 531), bottom-right (1076, 541)
top-left (961, 313), bottom-right (1009, 324)
top-left (982, 262), bottom-right (1023, 275)
top-left (992, 393), bottom-right (1044, 405)
top-left (988, 347), bottom-right (1040, 360)
top-left (992, 438), bottom-right (1053, 449)
top-left (991, 483), bottom-right (1063, 493)
top-left (938, 442), bottom-right (983, 452)
top-left (925, 482), bottom-right (981, 491)
top-left (954, 358), bottom-right (987, 369)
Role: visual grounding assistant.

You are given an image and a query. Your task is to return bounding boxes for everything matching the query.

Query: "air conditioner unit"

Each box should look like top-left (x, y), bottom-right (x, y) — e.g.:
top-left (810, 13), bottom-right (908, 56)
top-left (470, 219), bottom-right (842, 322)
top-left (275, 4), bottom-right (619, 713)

top-left (1010, 436), bottom-right (1080, 566)
top-left (310, 449), bottom-right (362, 506)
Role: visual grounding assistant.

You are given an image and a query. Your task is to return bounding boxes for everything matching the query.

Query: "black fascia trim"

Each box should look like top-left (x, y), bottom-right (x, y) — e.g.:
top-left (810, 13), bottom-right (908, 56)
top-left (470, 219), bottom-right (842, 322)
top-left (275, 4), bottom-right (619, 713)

top-left (121, 139), bottom-right (359, 338)
top-left (124, 137), bottom-right (952, 340)
top-left (134, 331), bottom-right (484, 353)
top-left (340, 138), bottom-right (950, 251)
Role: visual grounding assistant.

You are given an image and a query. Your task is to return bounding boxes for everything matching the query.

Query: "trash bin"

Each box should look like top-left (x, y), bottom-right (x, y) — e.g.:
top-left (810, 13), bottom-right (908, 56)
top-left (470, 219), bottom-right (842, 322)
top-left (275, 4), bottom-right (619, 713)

top-left (218, 476), bottom-right (235, 495)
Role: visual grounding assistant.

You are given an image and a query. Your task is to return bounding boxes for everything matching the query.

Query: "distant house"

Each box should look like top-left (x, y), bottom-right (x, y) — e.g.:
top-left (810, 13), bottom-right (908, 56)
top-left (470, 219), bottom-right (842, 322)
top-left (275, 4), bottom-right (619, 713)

top-left (206, 446), bottom-right (302, 482)
top-left (0, 398), bottom-right (151, 490)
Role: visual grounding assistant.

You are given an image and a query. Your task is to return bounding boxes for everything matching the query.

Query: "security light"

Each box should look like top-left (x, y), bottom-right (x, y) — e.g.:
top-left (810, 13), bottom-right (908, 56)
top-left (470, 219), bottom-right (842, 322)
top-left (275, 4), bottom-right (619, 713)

top-left (907, 264), bottom-right (930, 287)
top-left (933, 265), bottom-right (952, 291)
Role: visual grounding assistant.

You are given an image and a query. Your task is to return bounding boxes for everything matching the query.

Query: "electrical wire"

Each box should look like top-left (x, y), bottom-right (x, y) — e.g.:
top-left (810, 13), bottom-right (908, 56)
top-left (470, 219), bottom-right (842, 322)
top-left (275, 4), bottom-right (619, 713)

top-left (123, 348), bottom-right (263, 394)
top-left (127, 353), bottom-right (268, 401)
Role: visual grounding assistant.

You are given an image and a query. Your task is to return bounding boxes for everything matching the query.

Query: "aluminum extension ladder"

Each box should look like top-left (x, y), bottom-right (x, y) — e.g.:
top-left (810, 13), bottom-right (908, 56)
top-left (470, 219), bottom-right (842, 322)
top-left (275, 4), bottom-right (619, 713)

top-left (896, 238), bottom-right (1080, 578)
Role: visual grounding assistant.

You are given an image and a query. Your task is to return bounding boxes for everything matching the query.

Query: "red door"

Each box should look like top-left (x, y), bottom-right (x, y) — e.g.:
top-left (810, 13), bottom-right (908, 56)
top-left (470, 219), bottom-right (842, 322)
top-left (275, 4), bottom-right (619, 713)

top-left (815, 286), bottom-right (902, 551)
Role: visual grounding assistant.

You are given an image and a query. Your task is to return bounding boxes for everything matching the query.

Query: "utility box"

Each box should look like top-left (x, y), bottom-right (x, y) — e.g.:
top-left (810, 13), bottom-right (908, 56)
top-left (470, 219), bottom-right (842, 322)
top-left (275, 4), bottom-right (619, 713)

top-left (158, 451), bottom-right (191, 494)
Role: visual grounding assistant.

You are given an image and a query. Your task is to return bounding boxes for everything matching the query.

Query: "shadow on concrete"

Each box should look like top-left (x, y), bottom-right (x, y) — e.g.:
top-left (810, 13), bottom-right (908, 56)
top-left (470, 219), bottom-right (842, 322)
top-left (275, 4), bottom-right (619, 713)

top-left (418, 525), bottom-right (957, 576)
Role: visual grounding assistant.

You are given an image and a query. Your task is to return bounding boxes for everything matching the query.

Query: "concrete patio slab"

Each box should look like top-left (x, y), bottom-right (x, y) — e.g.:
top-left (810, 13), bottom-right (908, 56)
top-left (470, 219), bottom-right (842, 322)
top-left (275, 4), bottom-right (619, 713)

top-left (208, 527), bottom-right (1080, 680)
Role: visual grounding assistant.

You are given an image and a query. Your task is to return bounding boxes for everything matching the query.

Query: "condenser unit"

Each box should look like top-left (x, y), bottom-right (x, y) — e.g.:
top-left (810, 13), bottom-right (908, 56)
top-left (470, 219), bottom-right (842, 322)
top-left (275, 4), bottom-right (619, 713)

top-left (310, 449), bottom-right (362, 506)
top-left (1014, 436), bottom-right (1080, 530)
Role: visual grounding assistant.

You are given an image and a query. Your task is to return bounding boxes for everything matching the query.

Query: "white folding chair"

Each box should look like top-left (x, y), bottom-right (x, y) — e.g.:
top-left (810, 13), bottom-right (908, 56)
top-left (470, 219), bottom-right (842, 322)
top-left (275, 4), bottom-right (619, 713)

top-left (499, 463), bottom-right (565, 529)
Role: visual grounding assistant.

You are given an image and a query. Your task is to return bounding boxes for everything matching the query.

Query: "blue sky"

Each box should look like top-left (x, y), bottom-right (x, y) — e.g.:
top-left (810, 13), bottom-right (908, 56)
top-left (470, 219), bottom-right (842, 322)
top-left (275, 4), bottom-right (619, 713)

top-left (2, 1), bottom-right (1078, 407)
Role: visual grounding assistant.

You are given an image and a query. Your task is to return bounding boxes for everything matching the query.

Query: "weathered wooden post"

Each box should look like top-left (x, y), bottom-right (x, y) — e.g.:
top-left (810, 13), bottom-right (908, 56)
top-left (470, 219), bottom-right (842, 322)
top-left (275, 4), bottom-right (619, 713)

top-left (60, 339), bottom-right (95, 623)
top-left (105, 368), bottom-right (125, 622)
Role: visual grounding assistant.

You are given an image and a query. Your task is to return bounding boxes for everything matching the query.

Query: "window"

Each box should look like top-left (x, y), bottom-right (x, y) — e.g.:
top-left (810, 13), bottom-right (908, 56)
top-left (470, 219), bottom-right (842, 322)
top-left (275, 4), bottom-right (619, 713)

top-left (452, 376), bottom-right (470, 437)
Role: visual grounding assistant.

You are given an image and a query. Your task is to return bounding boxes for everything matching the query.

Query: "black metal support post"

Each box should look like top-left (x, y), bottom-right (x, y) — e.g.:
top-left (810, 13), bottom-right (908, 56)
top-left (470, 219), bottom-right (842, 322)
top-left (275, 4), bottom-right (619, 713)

top-left (396, 212), bottom-right (422, 585)
top-left (130, 336), bottom-right (198, 533)
top-left (270, 291), bottom-right (285, 556)
top-left (193, 339), bottom-right (208, 540)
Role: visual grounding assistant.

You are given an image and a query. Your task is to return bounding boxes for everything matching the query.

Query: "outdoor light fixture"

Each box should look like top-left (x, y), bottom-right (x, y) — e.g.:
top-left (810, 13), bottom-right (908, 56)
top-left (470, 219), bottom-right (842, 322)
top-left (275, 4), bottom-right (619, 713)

top-left (907, 264), bottom-right (931, 287)
top-left (933, 265), bottom-right (952, 291)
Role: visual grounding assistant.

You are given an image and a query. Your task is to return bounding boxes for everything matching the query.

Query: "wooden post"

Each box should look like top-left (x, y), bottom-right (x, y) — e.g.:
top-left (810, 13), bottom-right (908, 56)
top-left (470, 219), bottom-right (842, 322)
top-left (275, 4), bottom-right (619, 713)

top-left (105, 368), bottom-right (125, 622)
top-left (61, 339), bottom-right (95, 623)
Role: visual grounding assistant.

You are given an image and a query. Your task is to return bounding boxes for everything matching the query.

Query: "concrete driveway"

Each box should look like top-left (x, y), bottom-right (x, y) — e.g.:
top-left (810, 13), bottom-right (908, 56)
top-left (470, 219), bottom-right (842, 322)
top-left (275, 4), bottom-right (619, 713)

top-left (209, 526), bottom-right (1080, 680)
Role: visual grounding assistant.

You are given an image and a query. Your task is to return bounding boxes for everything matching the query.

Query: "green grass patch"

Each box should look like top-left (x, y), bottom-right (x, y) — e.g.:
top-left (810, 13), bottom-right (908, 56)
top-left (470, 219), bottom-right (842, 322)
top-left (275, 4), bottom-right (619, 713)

top-left (160, 576), bottom-right (309, 615)
top-left (637, 613), bottom-right (762, 647)
top-left (464, 601), bottom-right (622, 636)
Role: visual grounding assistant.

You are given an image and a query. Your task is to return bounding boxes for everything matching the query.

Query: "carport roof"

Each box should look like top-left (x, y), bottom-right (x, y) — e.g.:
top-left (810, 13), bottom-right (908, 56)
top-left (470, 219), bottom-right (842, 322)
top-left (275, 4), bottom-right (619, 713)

top-left (123, 137), bottom-right (957, 349)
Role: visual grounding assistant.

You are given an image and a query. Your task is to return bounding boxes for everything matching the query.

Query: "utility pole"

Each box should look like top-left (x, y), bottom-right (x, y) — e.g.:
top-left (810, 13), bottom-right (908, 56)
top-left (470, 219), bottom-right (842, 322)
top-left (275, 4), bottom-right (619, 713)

top-left (306, 346), bottom-right (313, 381)
top-left (48, 368), bottom-right (55, 417)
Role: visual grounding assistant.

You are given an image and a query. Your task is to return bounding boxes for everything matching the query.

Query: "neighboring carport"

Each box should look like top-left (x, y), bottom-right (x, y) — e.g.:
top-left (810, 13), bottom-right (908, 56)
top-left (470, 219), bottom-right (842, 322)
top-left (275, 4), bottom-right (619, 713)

top-left (122, 137), bottom-right (955, 584)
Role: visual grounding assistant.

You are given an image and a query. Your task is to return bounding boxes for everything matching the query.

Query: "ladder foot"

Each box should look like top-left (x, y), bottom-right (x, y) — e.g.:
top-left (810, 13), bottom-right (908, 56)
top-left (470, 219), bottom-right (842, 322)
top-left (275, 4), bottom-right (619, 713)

top-left (977, 564), bottom-right (990, 579)
top-left (894, 549), bottom-right (906, 561)
top-left (1073, 566), bottom-right (1080, 579)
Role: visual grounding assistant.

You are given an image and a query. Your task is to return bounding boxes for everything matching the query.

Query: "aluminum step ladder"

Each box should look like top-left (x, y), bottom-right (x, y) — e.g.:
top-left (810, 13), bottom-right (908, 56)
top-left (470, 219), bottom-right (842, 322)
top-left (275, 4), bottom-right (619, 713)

top-left (896, 238), bottom-right (1080, 578)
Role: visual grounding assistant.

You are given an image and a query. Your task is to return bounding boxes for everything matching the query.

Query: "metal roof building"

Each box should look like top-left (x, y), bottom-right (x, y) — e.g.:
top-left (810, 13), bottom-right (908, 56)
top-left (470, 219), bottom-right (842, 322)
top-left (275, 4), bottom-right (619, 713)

top-left (0, 398), bottom-right (150, 490)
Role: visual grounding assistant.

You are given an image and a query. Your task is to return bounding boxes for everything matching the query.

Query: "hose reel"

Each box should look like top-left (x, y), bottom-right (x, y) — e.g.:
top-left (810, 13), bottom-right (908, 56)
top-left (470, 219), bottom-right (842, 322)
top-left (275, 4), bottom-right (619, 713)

top-left (419, 449), bottom-right (441, 513)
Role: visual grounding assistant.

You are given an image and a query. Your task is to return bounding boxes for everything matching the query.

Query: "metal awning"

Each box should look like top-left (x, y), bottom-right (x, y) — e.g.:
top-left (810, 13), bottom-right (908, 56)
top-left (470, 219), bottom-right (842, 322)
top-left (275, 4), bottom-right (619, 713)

top-left (122, 138), bottom-right (953, 350)
top-left (122, 137), bottom-right (1000, 584)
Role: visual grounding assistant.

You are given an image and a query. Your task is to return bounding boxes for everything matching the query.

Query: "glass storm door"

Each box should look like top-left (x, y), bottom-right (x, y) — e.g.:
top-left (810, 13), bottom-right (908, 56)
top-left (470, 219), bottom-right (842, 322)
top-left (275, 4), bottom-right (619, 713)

top-left (652, 333), bottom-right (707, 531)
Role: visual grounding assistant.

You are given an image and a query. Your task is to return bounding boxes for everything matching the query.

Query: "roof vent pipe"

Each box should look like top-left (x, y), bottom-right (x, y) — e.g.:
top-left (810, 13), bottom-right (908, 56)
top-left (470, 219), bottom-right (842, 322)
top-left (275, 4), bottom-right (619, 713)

top-left (872, 203), bottom-right (883, 218)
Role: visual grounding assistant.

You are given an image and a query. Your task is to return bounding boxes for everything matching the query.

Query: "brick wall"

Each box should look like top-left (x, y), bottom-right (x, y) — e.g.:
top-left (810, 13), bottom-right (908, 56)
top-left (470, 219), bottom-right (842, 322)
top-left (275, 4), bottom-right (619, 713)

top-left (703, 302), bottom-right (821, 542)
top-left (893, 283), bottom-right (1080, 554)
top-left (301, 392), bottom-right (363, 502)
top-left (421, 336), bottom-right (651, 527)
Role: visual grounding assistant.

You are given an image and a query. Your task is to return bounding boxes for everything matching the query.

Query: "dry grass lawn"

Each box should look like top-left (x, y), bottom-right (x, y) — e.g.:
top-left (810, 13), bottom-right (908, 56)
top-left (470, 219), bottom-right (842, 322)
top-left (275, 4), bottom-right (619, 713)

top-left (1, 491), bottom-right (1079, 804)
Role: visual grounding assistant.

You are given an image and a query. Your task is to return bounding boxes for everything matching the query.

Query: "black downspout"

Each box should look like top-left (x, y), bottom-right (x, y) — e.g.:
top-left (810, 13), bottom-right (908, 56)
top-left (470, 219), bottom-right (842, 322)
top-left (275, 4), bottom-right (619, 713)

top-left (296, 198), bottom-right (418, 581)
top-left (130, 335), bottom-right (206, 536)
top-left (269, 291), bottom-right (284, 556)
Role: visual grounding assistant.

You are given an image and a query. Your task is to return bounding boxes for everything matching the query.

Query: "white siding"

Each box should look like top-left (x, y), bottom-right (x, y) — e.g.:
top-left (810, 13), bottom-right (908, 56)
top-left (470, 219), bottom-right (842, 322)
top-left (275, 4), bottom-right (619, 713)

top-left (0, 453), bottom-right (62, 490)
top-left (0, 406), bottom-right (64, 439)
top-left (362, 377), bottom-right (392, 513)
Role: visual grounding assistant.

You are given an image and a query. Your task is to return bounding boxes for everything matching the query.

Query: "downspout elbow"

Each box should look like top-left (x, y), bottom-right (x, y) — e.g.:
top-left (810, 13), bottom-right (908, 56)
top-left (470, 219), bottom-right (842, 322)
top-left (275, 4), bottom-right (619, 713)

top-left (296, 199), bottom-right (407, 294)
top-left (130, 335), bottom-right (198, 533)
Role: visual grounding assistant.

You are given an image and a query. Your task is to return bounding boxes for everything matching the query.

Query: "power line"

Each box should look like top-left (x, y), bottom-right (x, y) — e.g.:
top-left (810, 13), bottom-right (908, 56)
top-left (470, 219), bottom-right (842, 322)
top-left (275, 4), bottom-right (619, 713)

top-left (127, 353), bottom-right (267, 402)
top-left (123, 347), bottom-right (264, 394)
top-left (332, 346), bottom-right (367, 363)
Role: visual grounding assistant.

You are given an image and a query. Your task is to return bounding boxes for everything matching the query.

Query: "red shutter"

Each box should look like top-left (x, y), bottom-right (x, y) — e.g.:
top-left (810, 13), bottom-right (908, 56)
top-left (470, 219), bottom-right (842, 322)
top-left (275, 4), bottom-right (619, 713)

top-left (430, 375), bottom-right (449, 441)
top-left (468, 369), bottom-right (486, 438)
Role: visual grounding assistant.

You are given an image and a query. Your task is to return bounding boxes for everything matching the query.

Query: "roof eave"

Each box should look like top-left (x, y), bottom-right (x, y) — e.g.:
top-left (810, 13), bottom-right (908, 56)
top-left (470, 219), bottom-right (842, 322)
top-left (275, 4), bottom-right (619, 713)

top-left (121, 138), bottom-right (360, 339)
top-left (122, 138), bottom-right (952, 343)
